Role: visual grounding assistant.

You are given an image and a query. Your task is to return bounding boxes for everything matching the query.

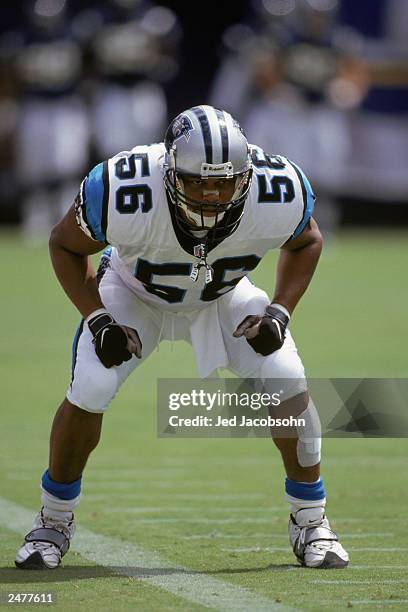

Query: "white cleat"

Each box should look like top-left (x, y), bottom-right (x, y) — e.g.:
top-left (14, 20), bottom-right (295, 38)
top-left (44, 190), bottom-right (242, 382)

top-left (289, 507), bottom-right (349, 569)
top-left (15, 508), bottom-right (75, 570)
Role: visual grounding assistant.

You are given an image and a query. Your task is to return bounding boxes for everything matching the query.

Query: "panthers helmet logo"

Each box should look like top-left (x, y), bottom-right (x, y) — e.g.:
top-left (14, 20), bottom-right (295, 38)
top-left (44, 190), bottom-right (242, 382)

top-left (166, 114), bottom-right (194, 148)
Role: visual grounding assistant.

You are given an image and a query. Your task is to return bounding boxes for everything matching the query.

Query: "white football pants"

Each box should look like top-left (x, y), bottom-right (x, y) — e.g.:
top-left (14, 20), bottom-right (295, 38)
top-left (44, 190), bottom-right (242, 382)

top-left (67, 269), bottom-right (306, 413)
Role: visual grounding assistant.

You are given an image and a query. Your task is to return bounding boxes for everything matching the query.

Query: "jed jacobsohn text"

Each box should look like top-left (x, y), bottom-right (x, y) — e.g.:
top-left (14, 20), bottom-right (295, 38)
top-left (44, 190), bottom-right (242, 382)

top-left (168, 414), bottom-right (306, 428)
top-left (168, 389), bottom-right (282, 411)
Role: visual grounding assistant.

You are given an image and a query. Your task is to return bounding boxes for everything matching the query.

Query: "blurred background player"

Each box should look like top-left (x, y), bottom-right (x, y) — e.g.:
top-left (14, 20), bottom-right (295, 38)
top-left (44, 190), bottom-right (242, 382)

top-left (0, 0), bottom-right (406, 238)
top-left (0, 0), bottom-right (181, 241)
top-left (0, 0), bottom-right (89, 242)
top-left (210, 0), bottom-right (408, 232)
top-left (74, 0), bottom-right (181, 161)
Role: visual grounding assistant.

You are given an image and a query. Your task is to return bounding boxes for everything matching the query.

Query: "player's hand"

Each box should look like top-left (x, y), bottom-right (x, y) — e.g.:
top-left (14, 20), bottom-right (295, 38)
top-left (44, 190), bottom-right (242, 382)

top-left (233, 305), bottom-right (289, 356)
top-left (87, 311), bottom-right (142, 368)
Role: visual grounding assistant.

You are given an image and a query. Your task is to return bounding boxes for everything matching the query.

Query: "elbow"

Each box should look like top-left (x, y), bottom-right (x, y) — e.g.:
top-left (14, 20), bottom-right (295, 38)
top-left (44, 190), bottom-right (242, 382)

top-left (310, 230), bottom-right (323, 262)
top-left (309, 218), bottom-right (323, 252)
top-left (314, 227), bottom-right (323, 252)
top-left (49, 224), bottom-right (59, 252)
top-left (49, 222), bottom-right (64, 255)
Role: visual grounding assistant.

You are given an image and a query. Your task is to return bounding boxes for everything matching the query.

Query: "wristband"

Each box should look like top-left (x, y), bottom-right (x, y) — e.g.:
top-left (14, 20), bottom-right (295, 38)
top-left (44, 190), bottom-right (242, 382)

top-left (269, 303), bottom-right (291, 320)
top-left (86, 308), bottom-right (109, 323)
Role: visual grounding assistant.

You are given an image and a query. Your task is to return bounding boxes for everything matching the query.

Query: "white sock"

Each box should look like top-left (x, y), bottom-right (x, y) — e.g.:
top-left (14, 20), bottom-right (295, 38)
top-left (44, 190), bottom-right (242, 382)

top-left (41, 488), bottom-right (80, 521)
top-left (286, 494), bottom-right (326, 515)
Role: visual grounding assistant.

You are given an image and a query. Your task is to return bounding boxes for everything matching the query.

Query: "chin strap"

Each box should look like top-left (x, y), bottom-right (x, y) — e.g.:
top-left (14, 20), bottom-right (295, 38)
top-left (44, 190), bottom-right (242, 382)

top-left (190, 241), bottom-right (214, 284)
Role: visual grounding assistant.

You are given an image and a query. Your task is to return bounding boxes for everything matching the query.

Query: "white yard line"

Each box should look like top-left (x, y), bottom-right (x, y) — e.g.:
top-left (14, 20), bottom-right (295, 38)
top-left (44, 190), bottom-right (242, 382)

top-left (322, 457), bottom-right (408, 467)
top-left (133, 517), bottom-right (283, 524)
top-left (351, 565), bottom-right (408, 570)
top-left (330, 518), bottom-right (403, 523)
top-left (183, 534), bottom-right (287, 540)
top-left (107, 506), bottom-right (287, 514)
top-left (84, 493), bottom-right (268, 502)
top-left (223, 546), bottom-right (408, 553)
top-left (223, 547), bottom-right (291, 553)
top-left (182, 533), bottom-right (394, 540)
top-left (349, 600), bottom-right (408, 606)
top-left (0, 496), bottom-right (298, 612)
top-left (338, 548), bottom-right (408, 552)
top-left (317, 600), bottom-right (408, 607)
top-left (85, 480), bottom-right (233, 489)
top-left (328, 532), bottom-right (396, 538)
top-left (311, 579), bottom-right (408, 585)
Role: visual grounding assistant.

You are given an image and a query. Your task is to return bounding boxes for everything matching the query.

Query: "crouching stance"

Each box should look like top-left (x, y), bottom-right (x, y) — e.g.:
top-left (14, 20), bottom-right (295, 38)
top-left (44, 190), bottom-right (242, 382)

top-left (16, 105), bottom-right (348, 570)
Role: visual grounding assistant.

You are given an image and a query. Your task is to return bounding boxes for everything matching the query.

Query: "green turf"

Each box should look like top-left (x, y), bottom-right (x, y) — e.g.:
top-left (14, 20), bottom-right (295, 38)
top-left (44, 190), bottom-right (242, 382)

top-left (1, 231), bottom-right (407, 611)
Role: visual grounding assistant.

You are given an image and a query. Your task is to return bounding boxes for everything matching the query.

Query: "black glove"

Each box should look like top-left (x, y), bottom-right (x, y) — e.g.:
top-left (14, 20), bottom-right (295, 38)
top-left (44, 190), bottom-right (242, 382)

top-left (233, 305), bottom-right (289, 356)
top-left (87, 312), bottom-right (141, 368)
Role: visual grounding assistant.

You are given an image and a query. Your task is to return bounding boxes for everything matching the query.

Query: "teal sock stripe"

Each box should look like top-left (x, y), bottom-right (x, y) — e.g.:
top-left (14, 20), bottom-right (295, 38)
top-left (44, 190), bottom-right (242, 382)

top-left (285, 477), bottom-right (325, 501)
top-left (42, 470), bottom-right (82, 500)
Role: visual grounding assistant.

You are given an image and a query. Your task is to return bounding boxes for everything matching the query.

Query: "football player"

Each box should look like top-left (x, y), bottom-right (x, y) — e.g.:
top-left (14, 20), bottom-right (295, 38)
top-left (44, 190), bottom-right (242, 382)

top-left (15, 105), bottom-right (348, 570)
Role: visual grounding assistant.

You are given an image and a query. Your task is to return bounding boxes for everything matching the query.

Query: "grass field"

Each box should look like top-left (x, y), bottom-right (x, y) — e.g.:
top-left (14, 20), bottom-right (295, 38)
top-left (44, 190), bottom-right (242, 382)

top-left (0, 230), bottom-right (407, 611)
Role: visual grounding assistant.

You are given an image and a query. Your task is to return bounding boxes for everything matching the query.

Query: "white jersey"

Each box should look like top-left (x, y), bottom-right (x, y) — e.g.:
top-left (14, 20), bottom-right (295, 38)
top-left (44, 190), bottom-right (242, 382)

top-left (76, 142), bottom-right (315, 311)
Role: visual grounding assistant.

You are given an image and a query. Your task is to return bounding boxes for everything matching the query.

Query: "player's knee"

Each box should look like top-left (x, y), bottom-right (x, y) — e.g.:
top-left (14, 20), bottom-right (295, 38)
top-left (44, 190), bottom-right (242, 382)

top-left (68, 367), bottom-right (119, 414)
top-left (261, 351), bottom-right (305, 379)
top-left (297, 399), bottom-right (322, 467)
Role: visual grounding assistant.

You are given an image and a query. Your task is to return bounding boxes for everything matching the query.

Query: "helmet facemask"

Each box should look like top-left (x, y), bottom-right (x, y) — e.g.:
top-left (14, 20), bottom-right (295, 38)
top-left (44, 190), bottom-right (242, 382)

top-left (165, 155), bottom-right (253, 237)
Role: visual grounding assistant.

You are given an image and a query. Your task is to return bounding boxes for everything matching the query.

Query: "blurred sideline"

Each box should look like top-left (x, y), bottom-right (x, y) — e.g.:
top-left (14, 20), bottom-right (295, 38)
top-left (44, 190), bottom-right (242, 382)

top-left (0, 0), bottom-right (407, 242)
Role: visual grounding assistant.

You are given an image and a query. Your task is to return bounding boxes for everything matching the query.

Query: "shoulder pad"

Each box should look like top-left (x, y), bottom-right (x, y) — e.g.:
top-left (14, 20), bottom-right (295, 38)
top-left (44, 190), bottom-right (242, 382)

top-left (75, 162), bottom-right (109, 243)
top-left (287, 160), bottom-right (315, 239)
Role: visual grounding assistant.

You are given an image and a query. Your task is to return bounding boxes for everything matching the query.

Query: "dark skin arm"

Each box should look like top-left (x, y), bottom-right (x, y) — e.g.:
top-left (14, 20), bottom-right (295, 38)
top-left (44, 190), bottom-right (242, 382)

top-left (234, 217), bottom-right (322, 338)
top-left (49, 204), bottom-right (106, 319)
top-left (49, 204), bottom-right (141, 356)
top-left (271, 216), bottom-right (323, 315)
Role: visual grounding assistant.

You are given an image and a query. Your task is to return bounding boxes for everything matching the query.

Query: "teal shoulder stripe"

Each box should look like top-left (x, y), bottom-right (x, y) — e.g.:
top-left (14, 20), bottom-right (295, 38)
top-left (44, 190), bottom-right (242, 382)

top-left (84, 163), bottom-right (106, 242)
top-left (289, 161), bottom-right (315, 239)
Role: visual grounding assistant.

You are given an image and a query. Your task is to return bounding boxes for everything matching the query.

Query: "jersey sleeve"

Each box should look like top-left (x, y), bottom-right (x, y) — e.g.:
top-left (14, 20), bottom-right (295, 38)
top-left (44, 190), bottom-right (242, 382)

top-left (75, 162), bottom-right (109, 243)
top-left (288, 161), bottom-right (316, 239)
